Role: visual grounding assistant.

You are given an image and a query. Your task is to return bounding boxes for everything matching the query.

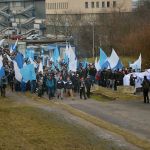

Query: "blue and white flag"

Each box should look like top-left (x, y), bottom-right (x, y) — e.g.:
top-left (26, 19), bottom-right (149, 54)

top-left (99, 48), bottom-right (107, 69)
top-left (64, 45), bottom-right (69, 64)
top-left (38, 61), bottom-right (43, 74)
top-left (53, 46), bottom-right (60, 65)
top-left (0, 55), bottom-right (5, 79)
top-left (25, 48), bottom-right (34, 60)
top-left (102, 49), bottom-right (123, 70)
top-left (10, 39), bottom-right (18, 53)
top-left (13, 61), bottom-right (22, 82)
top-left (68, 45), bottom-right (77, 72)
top-left (130, 54), bottom-right (142, 71)
top-left (15, 53), bottom-right (23, 69)
top-left (13, 39), bottom-right (18, 50)
top-left (0, 39), bottom-right (5, 47)
top-left (20, 64), bottom-right (36, 82)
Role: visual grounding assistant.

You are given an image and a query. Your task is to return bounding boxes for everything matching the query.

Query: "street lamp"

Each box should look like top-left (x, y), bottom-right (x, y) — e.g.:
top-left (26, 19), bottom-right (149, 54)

top-left (92, 20), bottom-right (95, 59)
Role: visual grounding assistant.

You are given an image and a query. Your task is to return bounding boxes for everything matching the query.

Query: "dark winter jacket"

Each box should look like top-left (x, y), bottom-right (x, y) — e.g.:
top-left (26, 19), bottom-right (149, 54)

top-left (65, 80), bottom-right (73, 89)
top-left (57, 80), bottom-right (64, 89)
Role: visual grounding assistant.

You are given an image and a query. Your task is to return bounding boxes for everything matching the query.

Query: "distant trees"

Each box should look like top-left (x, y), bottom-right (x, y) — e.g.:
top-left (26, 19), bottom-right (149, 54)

top-left (75, 0), bottom-right (150, 68)
top-left (46, 0), bottom-right (150, 68)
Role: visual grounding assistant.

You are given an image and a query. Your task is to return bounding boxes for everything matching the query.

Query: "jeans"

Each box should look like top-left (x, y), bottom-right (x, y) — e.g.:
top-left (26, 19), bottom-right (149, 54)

top-left (57, 89), bottom-right (64, 99)
top-left (30, 80), bottom-right (36, 93)
top-left (143, 90), bottom-right (149, 103)
top-left (21, 81), bottom-right (26, 92)
top-left (48, 87), bottom-right (54, 99)
top-left (80, 87), bottom-right (86, 99)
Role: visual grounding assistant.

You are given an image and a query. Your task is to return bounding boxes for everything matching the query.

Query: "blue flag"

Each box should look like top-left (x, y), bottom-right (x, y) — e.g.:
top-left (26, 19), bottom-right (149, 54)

top-left (113, 60), bottom-right (124, 70)
top-left (53, 46), bottom-right (59, 64)
top-left (25, 48), bottom-right (34, 60)
top-left (99, 48), bottom-right (107, 68)
top-left (0, 67), bottom-right (5, 79)
top-left (15, 53), bottom-right (23, 69)
top-left (20, 64), bottom-right (36, 82)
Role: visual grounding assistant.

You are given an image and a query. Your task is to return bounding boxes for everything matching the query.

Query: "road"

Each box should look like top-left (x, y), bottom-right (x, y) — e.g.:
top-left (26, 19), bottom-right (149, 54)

top-left (5, 90), bottom-right (150, 150)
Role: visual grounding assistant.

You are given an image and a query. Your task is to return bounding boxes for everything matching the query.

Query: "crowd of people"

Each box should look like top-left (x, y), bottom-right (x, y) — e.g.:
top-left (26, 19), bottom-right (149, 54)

top-left (0, 46), bottom-right (149, 103)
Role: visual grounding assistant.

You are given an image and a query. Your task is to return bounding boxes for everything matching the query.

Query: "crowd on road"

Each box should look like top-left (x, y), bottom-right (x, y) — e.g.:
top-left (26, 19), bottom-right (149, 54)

top-left (0, 47), bottom-right (149, 103)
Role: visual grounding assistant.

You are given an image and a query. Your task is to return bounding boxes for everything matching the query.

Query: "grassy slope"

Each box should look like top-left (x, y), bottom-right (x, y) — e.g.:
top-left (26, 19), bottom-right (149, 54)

top-left (0, 99), bottom-right (126, 150)
top-left (92, 86), bottom-right (142, 102)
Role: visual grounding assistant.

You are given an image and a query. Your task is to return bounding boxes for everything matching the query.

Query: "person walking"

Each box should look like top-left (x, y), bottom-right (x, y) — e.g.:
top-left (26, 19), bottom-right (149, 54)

top-left (46, 75), bottom-right (55, 100)
top-left (65, 76), bottom-right (74, 99)
top-left (142, 76), bottom-right (150, 103)
top-left (80, 77), bottom-right (86, 100)
top-left (56, 76), bottom-right (64, 100)
top-left (0, 76), bottom-right (8, 97)
top-left (85, 75), bottom-right (92, 98)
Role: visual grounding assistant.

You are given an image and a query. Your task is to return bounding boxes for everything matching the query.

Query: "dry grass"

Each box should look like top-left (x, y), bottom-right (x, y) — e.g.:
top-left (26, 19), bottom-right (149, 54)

top-left (24, 92), bottom-right (150, 150)
top-left (0, 98), bottom-right (127, 150)
top-left (91, 86), bottom-right (142, 102)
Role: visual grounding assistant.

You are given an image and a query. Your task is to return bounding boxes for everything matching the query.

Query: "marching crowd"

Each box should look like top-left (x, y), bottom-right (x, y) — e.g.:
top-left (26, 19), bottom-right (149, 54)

top-left (0, 47), bottom-right (149, 103)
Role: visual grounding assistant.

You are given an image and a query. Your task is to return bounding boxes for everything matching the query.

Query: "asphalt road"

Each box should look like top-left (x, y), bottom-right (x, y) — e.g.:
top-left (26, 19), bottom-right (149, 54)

top-left (63, 97), bottom-right (150, 141)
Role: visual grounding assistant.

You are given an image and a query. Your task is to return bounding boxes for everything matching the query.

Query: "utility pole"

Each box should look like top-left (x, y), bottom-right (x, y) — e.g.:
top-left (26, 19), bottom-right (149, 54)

top-left (92, 19), bottom-right (95, 59)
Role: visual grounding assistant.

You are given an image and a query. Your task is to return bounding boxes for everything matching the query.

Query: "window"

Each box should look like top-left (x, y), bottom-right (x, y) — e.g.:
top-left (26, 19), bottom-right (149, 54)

top-left (67, 3), bottom-right (68, 9)
top-left (56, 3), bottom-right (58, 9)
top-left (91, 2), bottom-right (95, 8)
top-left (12, 2), bottom-right (21, 7)
top-left (102, 1), bottom-right (105, 8)
top-left (96, 2), bottom-right (99, 8)
top-left (113, 1), bottom-right (117, 8)
top-left (85, 2), bottom-right (88, 8)
top-left (107, 1), bottom-right (110, 8)
top-left (54, 3), bottom-right (56, 9)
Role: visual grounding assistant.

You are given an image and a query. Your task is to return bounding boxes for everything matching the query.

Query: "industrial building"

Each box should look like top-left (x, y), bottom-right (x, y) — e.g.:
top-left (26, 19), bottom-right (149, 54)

top-left (0, 0), bottom-right (45, 34)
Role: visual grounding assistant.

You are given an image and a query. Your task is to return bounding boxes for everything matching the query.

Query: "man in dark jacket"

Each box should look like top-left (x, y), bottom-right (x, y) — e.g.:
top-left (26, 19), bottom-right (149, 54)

top-left (46, 75), bottom-right (55, 100)
top-left (85, 75), bottom-right (92, 98)
top-left (142, 76), bottom-right (150, 103)
top-left (0, 76), bottom-right (8, 97)
top-left (65, 76), bottom-right (74, 99)
top-left (57, 76), bottom-right (64, 100)
top-left (80, 77), bottom-right (86, 100)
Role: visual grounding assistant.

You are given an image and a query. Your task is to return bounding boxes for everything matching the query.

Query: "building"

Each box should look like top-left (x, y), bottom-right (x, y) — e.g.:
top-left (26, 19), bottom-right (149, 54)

top-left (45, 0), bottom-right (132, 34)
top-left (0, 0), bottom-right (45, 33)
top-left (45, 0), bottom-right (132, 15)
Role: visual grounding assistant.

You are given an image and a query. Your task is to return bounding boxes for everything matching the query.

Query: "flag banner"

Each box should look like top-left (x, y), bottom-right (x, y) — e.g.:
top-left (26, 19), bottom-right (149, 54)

top-left (13, 61), bottom-right (22, 82)
top-left (25, 48), bottom-right (34, 60)
top-left (29, 58), bottom-right (37, 68)
top-left (0, 39), bottom-right (5, 47)
top-left (15, 53), bottom-right (24, 69)
top-left (13, 39), bottom-right (18, 50)
top-left (99, 48), bottom-right (107, 68)
top-left (20, 64), bottom-right (36, 82)
top-left (68, 45), bottom-right (77, 72)
top-left (53, 46), bottom-right (60, 65)
top-left (38, 62), bottom-right (43, 74)
top-left (123, 70), bottom-right (150, 87)
top-left (114, 59), bottom-right (124, 70)
top-left (130, 54), bottom-right (142, 70)
top-left (0, 67), bottom-right (5, 79)
top-left (64, 45), bottom-right (69, 64)
top-left (0, 55), bottom-right (3, 68)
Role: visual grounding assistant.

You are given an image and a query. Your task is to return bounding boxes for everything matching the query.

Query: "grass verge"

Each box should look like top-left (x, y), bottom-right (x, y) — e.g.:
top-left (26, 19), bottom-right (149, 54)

top-left (25, 93), bottom-right (150, 150)
top-left (60, 103), bottom-right (150, 150)
top-left (0, 98), bottom-right (127, 150)
top-left (92, 86), bottom-right (142, 102)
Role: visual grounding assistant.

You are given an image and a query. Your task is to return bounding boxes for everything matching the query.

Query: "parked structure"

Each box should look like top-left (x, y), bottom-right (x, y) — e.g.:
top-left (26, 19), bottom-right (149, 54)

top-left (0, 0), bottom-right (45, 34)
